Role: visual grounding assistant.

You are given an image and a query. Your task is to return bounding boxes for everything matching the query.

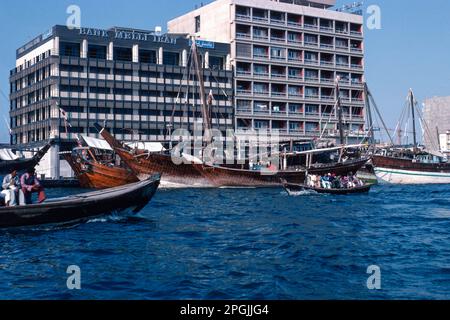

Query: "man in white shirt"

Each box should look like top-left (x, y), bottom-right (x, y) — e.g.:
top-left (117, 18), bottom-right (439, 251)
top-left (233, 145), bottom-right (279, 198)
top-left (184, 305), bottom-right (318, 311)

top-left (1, 170), bottom-right (20, 207)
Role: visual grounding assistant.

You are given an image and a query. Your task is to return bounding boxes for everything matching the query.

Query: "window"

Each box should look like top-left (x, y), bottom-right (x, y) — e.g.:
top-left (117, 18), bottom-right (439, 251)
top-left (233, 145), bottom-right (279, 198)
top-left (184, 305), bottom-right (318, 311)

top-left (237, 43), bottom-right (252, 58)
top-left (60, 42), bottom-right (81, 57)
top-left (195, 16), bottom-right (201, 33)
top-left (139, 50), bottom-right (157, 64)
top-left (271, 47), bottom-right (285, 59)
top-left (114, 47), bottom-right (132, 62)
top-left (163, 52), bottom-right (179, 66)
top-left (88, 45), bottom-right (107, 59)
top-left (209, 56), bottom-right (223, 70)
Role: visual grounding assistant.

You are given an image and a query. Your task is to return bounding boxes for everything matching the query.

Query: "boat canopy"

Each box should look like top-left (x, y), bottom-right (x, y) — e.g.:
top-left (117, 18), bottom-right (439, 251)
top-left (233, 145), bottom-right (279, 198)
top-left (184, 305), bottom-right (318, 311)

top-left (125, 142), bottom-right (166, 153)
top-left (81, 135), bottom-right (113, 151)
top-left (0, 149), bottom-right (20, 161)
top-left (286, 144), bottom-right (366, 156)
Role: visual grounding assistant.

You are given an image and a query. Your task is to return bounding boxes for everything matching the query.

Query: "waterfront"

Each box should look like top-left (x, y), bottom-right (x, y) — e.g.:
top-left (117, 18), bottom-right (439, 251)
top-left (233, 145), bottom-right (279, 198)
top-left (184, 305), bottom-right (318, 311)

top-left (1, 184), bottom-right (450, 300)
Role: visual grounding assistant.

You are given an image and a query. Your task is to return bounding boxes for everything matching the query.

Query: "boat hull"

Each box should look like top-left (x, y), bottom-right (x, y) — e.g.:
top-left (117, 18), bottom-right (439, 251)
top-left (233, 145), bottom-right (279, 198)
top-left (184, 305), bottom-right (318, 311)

top-left (64, 154), bottom-right (139, 189)
top-left (375, 167), bottom-right (450, 184)
top-left (0, 175), bottom-right (160, 229)
top-left (0, 141), bottom-right (53, 175)
top-left (283, 182), bottom-right (372, 195)
top-left (373, 155), bottom-right (450, 184)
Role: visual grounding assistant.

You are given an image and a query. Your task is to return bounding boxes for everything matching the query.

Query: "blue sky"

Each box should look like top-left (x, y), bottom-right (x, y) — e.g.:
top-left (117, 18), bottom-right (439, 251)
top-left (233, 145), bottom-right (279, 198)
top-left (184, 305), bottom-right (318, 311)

top-left (1, 0), bottom-right (450, 143)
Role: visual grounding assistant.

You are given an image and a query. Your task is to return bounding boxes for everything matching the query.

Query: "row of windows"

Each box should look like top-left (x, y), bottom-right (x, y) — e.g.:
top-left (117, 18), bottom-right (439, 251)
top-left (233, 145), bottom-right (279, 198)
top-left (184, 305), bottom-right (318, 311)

top-left (59, 41), bottom-right (225, 69)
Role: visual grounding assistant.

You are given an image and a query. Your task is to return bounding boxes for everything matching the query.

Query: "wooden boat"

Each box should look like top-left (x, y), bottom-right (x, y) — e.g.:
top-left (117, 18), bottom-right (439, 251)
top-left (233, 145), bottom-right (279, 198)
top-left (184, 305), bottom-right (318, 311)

top-left (97, 123), bottom-right (369, 187)
top-left (0, 174), bottom-right (161, 229)
top-left (63, 135), bottom-right (139, 189)
top-left (0, 141), bottom-right (53, 175)
top-left (370, 89), bottom-right (450, 184)
top-left (282, 180), bottom-right (372, 195)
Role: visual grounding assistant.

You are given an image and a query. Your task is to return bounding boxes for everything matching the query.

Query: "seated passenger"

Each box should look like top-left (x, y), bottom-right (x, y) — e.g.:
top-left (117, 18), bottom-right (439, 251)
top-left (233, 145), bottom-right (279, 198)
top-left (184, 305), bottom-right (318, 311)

top-left (20, 168), bottom-right (46, 205)
top-left (1, 170), bottom-right (20, 207)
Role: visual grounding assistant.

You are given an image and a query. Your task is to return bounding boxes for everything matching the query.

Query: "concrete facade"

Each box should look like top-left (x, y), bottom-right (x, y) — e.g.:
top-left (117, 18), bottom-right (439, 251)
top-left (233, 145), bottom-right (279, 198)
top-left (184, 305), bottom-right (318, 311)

top-left (169, 0), bottom-right (366, 143)
top-left (10, 25), bottom-right (233, 178)
top-left (423, 96), bottom-right (450, 153)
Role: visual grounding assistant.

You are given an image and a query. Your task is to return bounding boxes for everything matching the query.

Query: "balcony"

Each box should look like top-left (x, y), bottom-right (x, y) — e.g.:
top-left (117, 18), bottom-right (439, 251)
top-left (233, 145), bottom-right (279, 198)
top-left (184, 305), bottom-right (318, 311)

top-left (236, 70), bottom-right (252, 77)
top-left (271, 56), bottom-right (286, 62)
top-left (320, 43), bottom-right (334, 50)
top-left (288, 74), bottom-right (303, 80)
top-left (271, 91), bottom-right (287, 98)
top-left (320, 61), bottom-right (335, 67)
top-left (288, 57), bottom-right (302, 63)
top-left (253, 72), bottom-right (269, 78)
top-left (304, 24), bottom-right (318, 31)
top-left (351, 64), bottom-right (364, 70)
top-left (236, 33), bottom-right (252, 40)
top-left (350, 30), bottom-right (363, 37)
top-left (253, 35), bottom-right (269, 41)
top-left (304, 59), bottom-right (319, 66)
top-left (236, 107), bottom-right (252, 114)
top-left (236, 89), bottom-right (252, 96)
top-left (336, 62), bottom-right (350, 69)
top-left (321, 95), bottom-right (335, 102)
top-left (335, 29), bottom-right (349, 35)
top-left (254, 109), bottom-right (270, 115)
top-left (336, 45), bottom-right (350, 52)
top-left (271, 19), bottom-right (286, 26)
top-left (320, 26), bottom-right (334, 33)
top-left (271, 36), bottom-right (286, 44)
top-left (253, 53), bottom-right (269, 60)
top-left (254, 90), bottom-right (270, 97)
top-left (305, 77), bottom-right (319, 83)
top-left (271, 73), bottom-right (287, 80)
top-left (288, 92), bottom-right (303, 98)
top-left (287, 21), bottom-right (302, 28)
top-left (236, 14), bottom-right (251, 21)
top-left (253, 16), bottom-right (269, 23)
top-left (351, 47), bottom-right (363, 54)
top-left (321, 78), bottom-right (335, 84)
top-left (304, 41), bottom-right (319, 48)
top-left (305, 94), bottom-right (320, 100)
top-left (287, 38), bottom-right (302, 45)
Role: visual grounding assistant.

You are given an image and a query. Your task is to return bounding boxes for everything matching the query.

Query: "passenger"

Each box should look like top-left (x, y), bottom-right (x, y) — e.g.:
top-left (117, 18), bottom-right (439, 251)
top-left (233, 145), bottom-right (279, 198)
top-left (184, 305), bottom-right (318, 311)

top-left (347, 172), bottom-right (356, 189)
top-left (20, 168), bottom-right (46, 205)
top-left (1, 170), bottom-right (20, 207)
top-left (341, 175), bottom-right (349, 189)
top-left (322, 174), bottom-right (332, 189)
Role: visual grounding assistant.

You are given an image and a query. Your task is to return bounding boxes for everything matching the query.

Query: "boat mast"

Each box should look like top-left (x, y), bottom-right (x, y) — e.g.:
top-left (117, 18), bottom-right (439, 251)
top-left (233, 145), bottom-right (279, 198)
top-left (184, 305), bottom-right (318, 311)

top-left (363, 82), bottom-right (375, 147)
top-left (410, 89), bottom-right (418, 151)
top-left (335, 77), bottom-right (345, 145)
top-left (191, 38), bottom-right (212, 144)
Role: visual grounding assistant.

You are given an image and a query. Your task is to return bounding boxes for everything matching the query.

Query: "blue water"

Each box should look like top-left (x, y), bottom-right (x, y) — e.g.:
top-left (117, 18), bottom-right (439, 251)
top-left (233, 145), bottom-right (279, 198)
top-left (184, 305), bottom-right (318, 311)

top-left (1, 184), bottom-right (450, 300)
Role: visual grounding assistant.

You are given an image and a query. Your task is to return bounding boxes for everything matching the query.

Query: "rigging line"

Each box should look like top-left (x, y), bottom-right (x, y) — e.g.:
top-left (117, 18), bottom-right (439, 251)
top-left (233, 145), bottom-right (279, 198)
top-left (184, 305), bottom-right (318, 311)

top-left (414, 101), bottom-right (439, 151)
top-left (367, 90), bottom-right (394, 145)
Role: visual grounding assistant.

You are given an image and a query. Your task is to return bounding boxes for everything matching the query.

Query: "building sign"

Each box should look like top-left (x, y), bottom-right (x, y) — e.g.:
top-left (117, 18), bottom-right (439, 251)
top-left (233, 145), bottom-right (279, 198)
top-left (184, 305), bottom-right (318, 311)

top-left (190, 39), bottom-right (215, 49)
top-left (79, 27), bottom-right (177, 45)
top-left (336, 1), bottom-right (364, 15)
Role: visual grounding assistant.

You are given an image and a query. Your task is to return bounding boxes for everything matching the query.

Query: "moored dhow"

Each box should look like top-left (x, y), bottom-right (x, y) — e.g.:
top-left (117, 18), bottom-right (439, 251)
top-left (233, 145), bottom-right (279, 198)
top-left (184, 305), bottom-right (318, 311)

top-left (371, 89), bottom-right (450, 184)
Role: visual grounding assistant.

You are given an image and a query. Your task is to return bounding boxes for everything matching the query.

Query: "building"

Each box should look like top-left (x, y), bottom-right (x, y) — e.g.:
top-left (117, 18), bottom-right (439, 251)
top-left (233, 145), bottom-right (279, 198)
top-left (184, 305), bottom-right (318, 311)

top-left (168, 0), bottom-right (366, 143)
top-left (423, 96), bottom-right (450, 153)
top-left (9, 25), bottom-right (233, 178)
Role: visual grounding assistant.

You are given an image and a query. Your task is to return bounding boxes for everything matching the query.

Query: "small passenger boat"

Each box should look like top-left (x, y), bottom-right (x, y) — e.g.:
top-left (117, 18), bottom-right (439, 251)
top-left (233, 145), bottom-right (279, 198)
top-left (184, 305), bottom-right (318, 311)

top-left (0, 174), bottom-right (161, 229)
top-left (282, 179), bottom-right (372, 196)
top-left (0, 140), bottom-right (54, 175)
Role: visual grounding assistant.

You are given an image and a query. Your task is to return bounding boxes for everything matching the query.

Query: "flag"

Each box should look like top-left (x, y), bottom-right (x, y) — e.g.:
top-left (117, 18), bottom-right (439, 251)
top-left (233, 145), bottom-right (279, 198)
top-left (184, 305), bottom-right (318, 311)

top-left (59, 107), bottom-right (72, 135)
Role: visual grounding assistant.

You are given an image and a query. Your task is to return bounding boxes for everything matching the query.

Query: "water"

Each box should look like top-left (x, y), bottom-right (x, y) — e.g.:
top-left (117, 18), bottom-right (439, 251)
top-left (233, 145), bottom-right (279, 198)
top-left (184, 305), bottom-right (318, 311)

top-left (1, 184), bottom-right (450, 300)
